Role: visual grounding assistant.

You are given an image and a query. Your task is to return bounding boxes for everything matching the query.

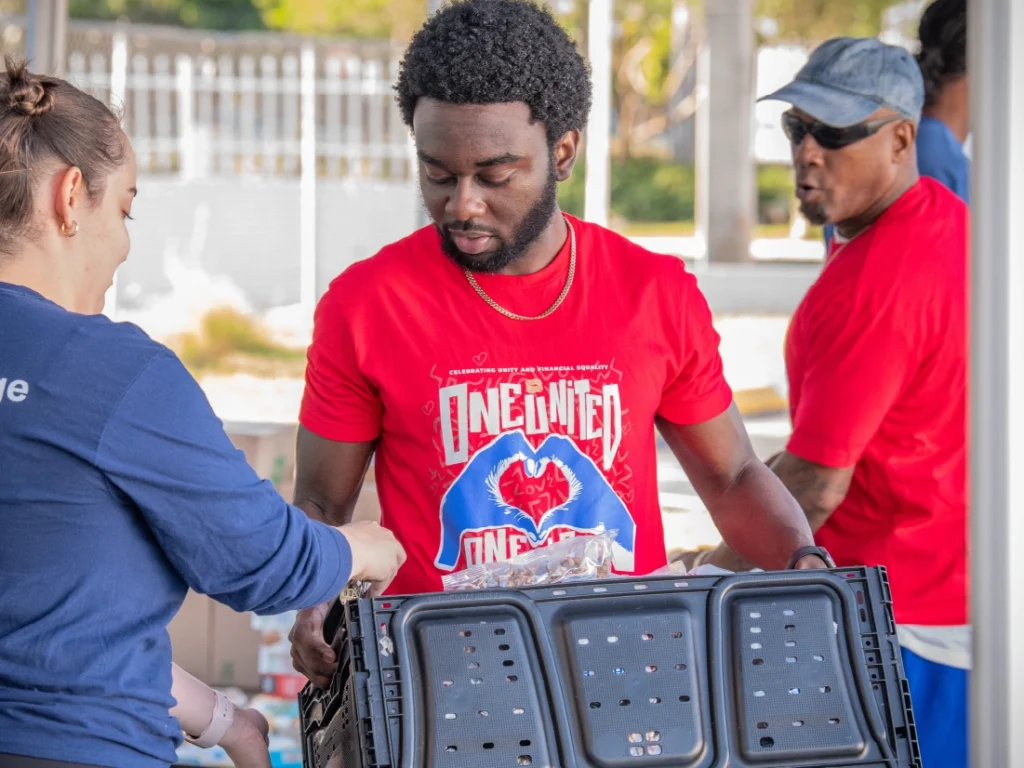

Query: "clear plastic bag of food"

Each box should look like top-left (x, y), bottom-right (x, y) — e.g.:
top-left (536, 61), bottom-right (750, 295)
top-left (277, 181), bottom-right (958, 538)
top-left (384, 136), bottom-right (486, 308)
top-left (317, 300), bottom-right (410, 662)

top-left (442, 529), bottom-right (618, 591)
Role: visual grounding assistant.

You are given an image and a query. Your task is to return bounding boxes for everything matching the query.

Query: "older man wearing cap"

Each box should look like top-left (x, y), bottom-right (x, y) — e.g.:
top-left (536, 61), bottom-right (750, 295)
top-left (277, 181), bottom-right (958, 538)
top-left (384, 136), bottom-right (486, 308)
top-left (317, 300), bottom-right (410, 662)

top-left (691, 37), bottom-right (969, 768)
top-left (822, 0), bottom-right (970, 246)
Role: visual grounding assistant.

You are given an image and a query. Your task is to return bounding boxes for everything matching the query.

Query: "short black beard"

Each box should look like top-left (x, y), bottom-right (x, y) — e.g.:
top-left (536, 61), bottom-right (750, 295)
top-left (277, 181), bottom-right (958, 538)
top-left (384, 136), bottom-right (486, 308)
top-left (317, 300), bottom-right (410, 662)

top-left (438, 168), bottom-right (559, 274)
top-left (799, 201), bottom-right (829, 227)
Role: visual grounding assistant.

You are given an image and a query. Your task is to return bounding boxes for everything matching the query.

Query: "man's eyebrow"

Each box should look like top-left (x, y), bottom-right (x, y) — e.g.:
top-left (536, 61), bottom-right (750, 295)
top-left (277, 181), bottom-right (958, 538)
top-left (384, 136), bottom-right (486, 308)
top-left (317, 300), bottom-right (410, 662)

top-left (475, 153), bottom-right (523, 168)
top-left (417, 152), bottom-right (524, 169)
top-left (418, 151), bottom-right (447, 168)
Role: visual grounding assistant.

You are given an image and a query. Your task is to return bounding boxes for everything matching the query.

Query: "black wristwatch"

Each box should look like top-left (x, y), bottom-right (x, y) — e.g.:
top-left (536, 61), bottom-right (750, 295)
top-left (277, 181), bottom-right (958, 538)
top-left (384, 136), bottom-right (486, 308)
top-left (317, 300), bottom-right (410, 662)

top-left (786, 545), bottom-right (836, 570)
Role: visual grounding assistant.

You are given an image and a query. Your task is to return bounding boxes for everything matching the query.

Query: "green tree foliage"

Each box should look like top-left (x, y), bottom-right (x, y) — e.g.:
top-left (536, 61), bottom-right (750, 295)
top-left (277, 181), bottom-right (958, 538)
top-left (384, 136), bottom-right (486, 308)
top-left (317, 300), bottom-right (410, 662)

top-left (64, 0), bottom-right (910, 159)
top-left (756, 0), bottom-right (908, 43)
top-left (568, 0), bottom-right (908, 158)
top-left (66, 0), bottom-right (910, 45)
top-left (254, 0), bottom-right (426, 40)
top-left (67, 0), bottom-right (428, 40)
top-left (69, 0), bottom-right (265, 30)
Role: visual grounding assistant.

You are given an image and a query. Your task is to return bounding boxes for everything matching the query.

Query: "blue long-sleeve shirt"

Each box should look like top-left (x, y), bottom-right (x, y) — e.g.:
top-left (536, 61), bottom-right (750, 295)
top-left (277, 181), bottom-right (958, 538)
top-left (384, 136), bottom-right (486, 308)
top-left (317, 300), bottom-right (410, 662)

top-left (0, 282), bottom-right (352, 767)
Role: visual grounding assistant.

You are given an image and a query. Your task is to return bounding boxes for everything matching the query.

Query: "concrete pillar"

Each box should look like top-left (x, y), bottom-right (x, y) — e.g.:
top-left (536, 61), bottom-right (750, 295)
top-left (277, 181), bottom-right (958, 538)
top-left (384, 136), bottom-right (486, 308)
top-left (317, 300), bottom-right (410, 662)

top-left (25, 0), bottom-right (68, 77)
top-left (299, 45), bottom-right (318, 312)
top-left (667, 1), bottom-right (697, 164)
top-left (698, 0), bottom-right (755, 263)
top-left (969, 0), bottom-right (1024, 763)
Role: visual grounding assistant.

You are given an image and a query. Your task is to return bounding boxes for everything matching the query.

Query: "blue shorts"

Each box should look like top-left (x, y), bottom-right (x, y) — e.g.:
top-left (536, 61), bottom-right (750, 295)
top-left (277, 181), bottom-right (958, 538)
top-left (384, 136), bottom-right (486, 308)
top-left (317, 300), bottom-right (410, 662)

top-left (901, 646), bottom-right (969, 768)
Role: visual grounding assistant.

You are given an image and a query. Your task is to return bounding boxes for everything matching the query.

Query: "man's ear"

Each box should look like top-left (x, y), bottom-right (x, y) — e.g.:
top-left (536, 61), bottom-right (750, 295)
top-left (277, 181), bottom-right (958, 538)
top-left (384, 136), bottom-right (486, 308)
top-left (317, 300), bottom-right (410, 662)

top-left (893, 120), bottom-right (918, 163)
top-left (553, 130), bottom-right (580, 182)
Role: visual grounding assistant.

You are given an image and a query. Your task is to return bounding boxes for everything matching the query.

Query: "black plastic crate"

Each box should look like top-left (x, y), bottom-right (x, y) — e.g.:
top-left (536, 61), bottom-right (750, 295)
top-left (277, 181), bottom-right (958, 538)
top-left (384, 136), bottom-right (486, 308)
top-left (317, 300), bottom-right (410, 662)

top-left (299, 567), bottom-right (921, 768)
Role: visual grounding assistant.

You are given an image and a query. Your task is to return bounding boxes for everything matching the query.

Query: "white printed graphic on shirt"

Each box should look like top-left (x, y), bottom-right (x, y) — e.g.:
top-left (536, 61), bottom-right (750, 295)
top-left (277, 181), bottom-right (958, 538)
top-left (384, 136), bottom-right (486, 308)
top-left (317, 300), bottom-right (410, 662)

top-left (430, 362), bottom-right (637, 574)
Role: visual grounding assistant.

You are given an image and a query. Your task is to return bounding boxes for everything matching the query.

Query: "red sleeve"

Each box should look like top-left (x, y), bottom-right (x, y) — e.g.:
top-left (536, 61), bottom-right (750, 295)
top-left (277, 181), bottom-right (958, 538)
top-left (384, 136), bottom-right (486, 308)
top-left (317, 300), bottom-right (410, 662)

top-left (657, 261), bottom-right (734, 425)
top-left (298, 279), bottom-right (383, 443)
top-left (787, 284), bottom-right (919, 469)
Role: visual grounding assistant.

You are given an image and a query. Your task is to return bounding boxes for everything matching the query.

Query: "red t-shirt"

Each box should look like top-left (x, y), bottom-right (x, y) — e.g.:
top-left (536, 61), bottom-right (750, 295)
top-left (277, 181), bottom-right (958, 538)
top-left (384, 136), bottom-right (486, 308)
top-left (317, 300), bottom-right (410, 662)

top-left (300, 215), bottom-right (733, 595)
top-left (785, 178), bottom-right (968, 625)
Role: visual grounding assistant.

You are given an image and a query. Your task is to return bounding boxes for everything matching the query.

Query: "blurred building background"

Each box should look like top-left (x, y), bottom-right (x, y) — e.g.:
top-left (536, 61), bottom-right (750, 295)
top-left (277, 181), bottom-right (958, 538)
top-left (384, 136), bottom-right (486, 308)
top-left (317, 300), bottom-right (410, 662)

top-left (8, 4), bottom-right (1005, 766)
top-left (0, 1), bottom-right (926, 327)
top-left (0, 0), bottom-right (944, 550)
top-left (0, 0), bottom-right (937, 578)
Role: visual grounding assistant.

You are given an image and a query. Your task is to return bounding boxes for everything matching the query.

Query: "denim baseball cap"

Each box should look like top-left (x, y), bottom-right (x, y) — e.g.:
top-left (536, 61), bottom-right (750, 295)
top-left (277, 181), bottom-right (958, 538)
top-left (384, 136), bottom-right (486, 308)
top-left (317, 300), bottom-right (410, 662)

top-left (759, 37), bottom-right (925, 128)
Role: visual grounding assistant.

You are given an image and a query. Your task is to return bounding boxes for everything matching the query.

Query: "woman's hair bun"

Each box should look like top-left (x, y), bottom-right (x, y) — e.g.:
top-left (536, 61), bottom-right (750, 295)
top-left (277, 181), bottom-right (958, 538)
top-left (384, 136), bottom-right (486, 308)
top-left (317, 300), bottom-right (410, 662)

top-left (4, 59), bottom-right (56, 117)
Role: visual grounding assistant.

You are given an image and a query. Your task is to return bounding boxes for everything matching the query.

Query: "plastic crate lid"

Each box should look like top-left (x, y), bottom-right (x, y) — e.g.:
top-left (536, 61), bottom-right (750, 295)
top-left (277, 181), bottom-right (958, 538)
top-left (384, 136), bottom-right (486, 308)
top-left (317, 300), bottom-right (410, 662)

top-left (299, 567), bottom-right (921, 768)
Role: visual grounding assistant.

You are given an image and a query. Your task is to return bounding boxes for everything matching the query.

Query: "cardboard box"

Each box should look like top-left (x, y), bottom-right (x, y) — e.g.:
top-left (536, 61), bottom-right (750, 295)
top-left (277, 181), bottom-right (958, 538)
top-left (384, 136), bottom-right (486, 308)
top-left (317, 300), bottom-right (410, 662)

top-left (169, 590), bottom-right (211, 682)
top-left (169, 592), bottom-right (262, 689)
top-left (169, 421), bottom-right (383, 688)
top-left (209, 599), bottom-right (262, 689)
top-left (222, 419), bottom-right (383, 518)
top-left (223, 421), bottom-right (298, 503)
top-left (169, 422), bottom-right (296, 688)
top-left (168, 428), bottom-right (296, 692)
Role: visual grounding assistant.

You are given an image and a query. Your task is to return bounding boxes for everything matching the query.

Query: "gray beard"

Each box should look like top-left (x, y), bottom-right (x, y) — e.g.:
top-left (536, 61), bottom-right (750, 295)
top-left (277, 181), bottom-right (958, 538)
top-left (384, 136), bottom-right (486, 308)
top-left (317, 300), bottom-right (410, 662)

top-left (799, 201), bottom-right (829, 227)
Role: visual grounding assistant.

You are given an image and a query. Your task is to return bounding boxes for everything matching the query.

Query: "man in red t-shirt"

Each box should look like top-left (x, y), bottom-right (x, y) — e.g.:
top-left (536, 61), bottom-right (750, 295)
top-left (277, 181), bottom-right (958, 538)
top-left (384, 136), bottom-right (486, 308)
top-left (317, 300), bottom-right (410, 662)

top-left (288, 0), bottom-right (828, 688)
top-left (687, 37), bottom-right (969, 768)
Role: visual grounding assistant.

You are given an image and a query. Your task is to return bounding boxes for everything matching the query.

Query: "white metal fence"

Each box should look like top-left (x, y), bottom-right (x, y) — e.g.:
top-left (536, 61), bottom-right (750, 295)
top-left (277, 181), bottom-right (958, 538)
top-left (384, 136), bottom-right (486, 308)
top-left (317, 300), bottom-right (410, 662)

top-left (0, 15), bottom-right (823, 175)
top-left (0, 16), bottom-right (420, 316)
top-left (0, 16), bottom-right (414, 181)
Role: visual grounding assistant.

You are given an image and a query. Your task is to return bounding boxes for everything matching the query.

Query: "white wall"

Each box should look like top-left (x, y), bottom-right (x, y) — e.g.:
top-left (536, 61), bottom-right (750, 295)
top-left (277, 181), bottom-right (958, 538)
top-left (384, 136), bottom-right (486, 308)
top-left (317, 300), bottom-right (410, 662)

top-left (115, 177), bottom-right (418, 314)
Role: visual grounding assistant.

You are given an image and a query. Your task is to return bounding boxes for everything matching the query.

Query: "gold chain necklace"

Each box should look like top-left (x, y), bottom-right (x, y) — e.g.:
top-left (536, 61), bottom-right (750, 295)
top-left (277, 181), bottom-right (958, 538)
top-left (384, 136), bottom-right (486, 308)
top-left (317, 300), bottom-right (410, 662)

top-left (464, 218), bottom-right (576, 322)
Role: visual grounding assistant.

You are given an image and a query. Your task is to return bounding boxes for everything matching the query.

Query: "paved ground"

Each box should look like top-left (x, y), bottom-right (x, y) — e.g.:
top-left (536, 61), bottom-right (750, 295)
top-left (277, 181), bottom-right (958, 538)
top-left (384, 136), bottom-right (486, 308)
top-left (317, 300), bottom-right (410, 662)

top-left (658, 414), bottom-right (791, 552)
top-left (200, 316), bottom-right (794, 422)
top-left (629, 235), bottom-right (824, 263)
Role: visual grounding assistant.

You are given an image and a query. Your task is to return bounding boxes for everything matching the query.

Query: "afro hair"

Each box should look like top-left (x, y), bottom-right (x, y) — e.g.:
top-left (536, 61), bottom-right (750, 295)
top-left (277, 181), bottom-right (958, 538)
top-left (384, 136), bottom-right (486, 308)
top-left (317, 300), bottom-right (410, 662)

top-left (395, 0), bottom-right (592, 144)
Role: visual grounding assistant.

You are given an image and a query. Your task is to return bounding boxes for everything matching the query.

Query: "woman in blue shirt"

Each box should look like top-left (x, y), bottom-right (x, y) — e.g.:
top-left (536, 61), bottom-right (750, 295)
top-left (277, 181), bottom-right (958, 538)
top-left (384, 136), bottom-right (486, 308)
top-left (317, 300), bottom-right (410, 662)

top-left (0, 61), bottom-right (405, 767)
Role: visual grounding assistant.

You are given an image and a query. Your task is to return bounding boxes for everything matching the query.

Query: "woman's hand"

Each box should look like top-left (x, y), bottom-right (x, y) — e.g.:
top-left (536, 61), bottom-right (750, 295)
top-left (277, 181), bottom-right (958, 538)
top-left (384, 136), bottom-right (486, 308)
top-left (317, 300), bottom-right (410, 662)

top-left (219, 706), bottom-right (272, 768)
top-left (338, 520), bottom-right (406, 596)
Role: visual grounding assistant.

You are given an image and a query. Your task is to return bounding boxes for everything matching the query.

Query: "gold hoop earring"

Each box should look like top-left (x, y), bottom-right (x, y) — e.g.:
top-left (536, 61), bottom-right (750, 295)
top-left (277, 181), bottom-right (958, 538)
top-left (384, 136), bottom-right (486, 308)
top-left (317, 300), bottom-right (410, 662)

top-left (61, 220), bottom-right (78, 237)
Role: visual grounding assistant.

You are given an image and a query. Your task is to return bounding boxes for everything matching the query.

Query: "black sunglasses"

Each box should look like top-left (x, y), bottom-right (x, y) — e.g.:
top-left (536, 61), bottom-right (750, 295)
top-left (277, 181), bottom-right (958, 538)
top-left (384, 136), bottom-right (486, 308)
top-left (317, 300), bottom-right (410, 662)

top-left (782, 112), bottom-right (900, 150)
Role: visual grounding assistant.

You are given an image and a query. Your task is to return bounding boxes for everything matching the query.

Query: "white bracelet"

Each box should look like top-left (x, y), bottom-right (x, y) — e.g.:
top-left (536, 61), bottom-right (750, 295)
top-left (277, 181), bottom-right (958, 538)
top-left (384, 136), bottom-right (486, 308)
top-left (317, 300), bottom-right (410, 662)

top-left (184, 690), bottom-right (236, 749)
